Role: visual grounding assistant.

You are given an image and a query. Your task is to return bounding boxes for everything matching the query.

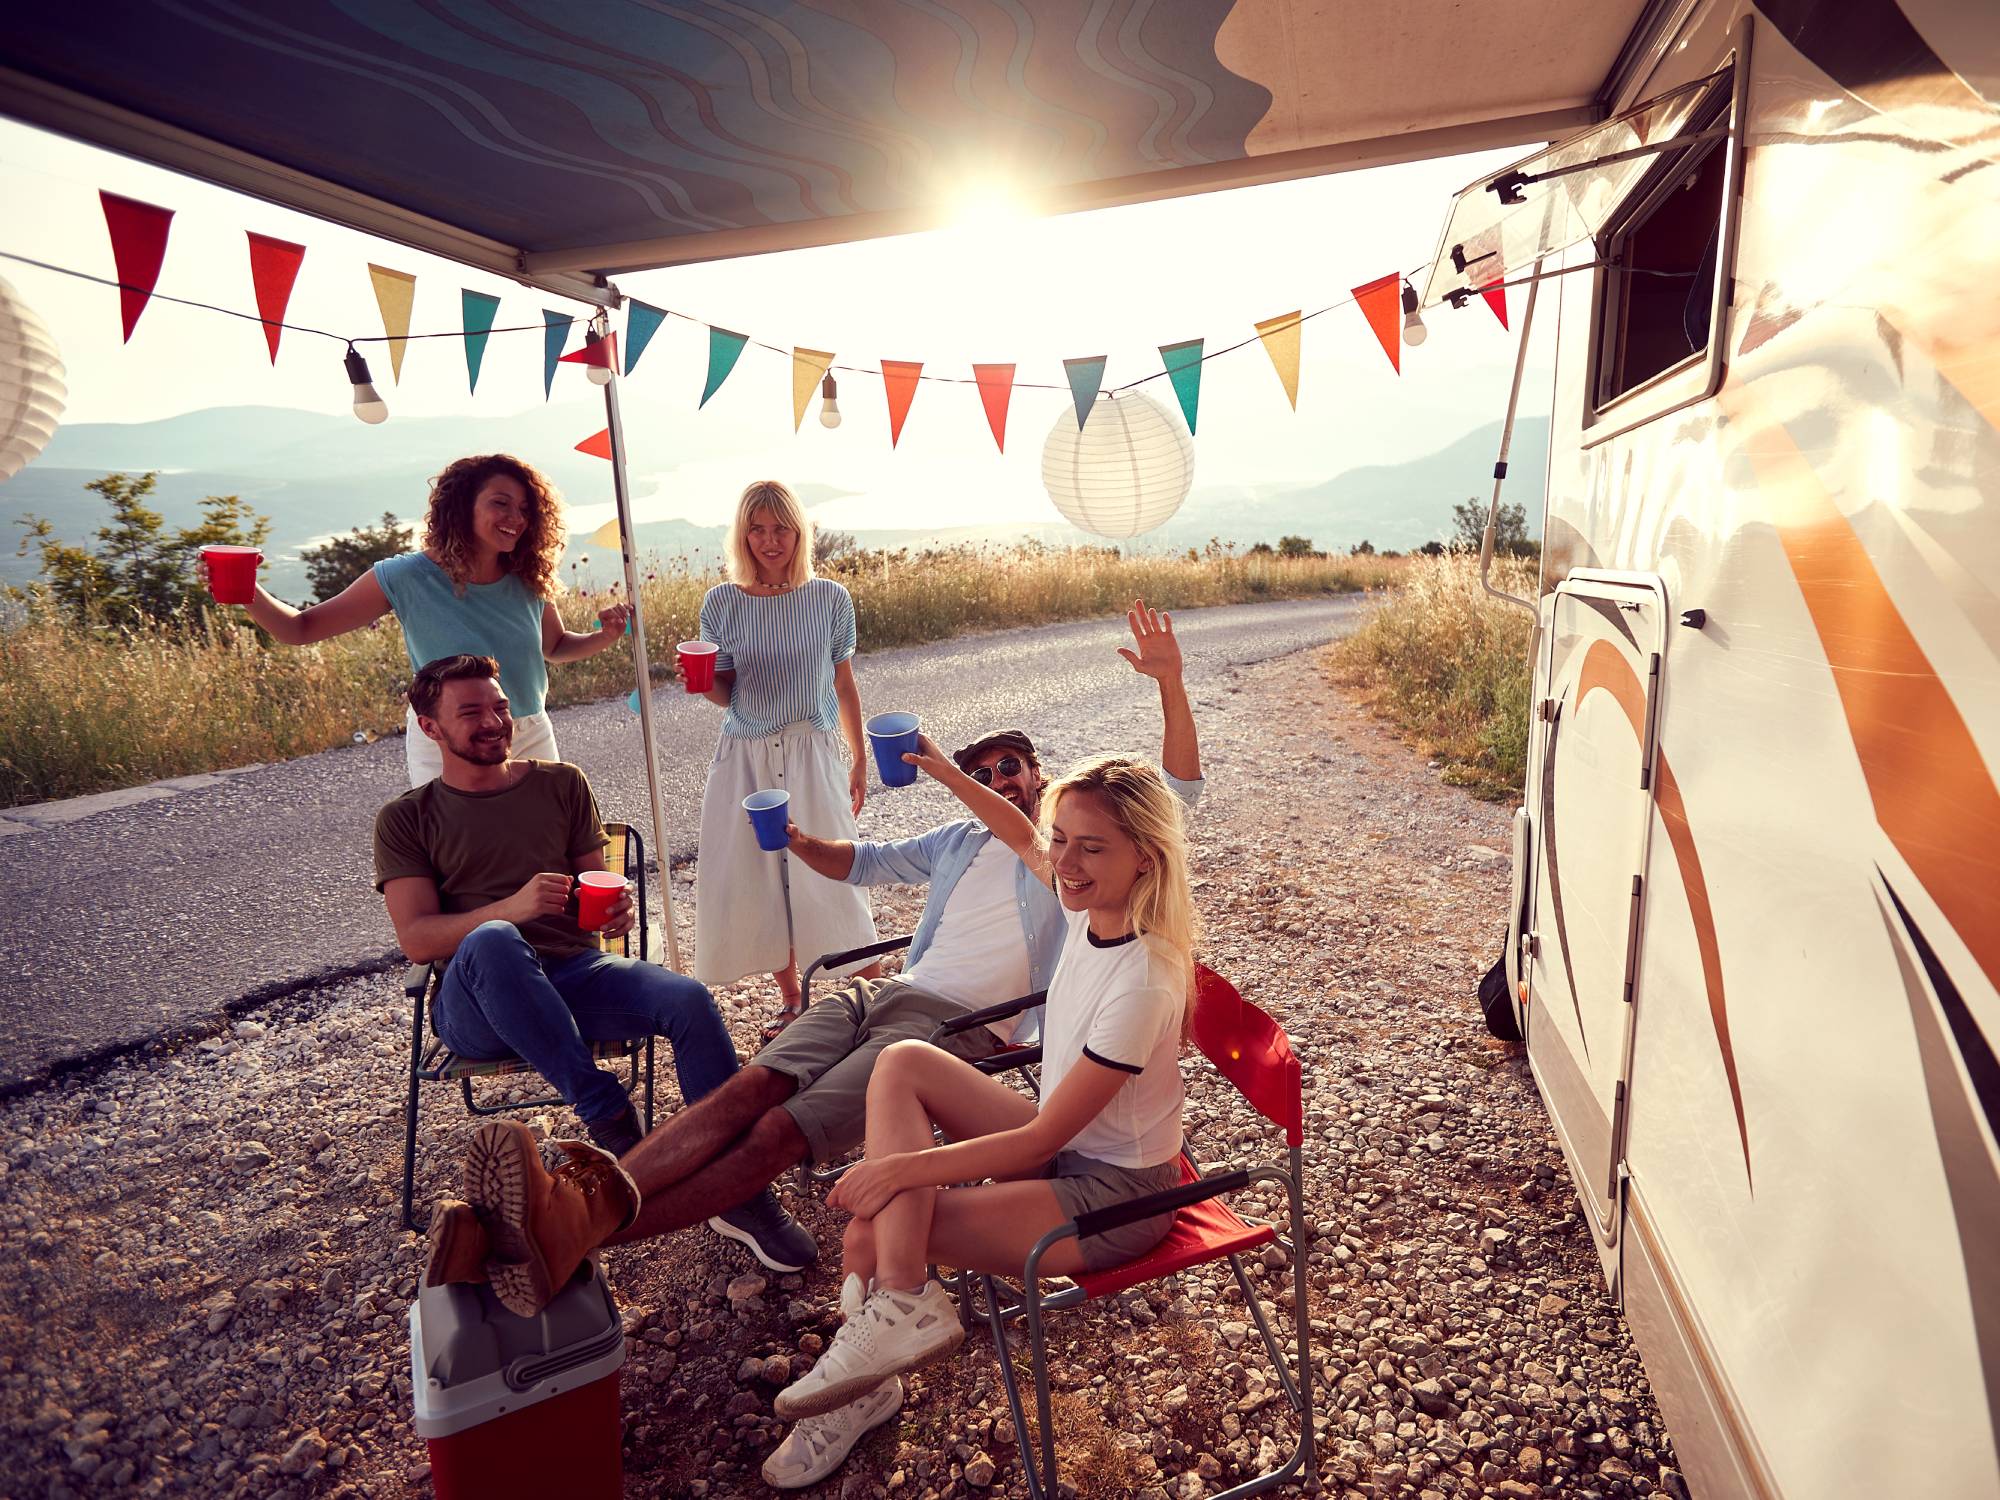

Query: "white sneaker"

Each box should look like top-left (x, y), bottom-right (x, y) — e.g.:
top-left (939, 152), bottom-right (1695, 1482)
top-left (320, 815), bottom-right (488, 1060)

top-left (774, 1281), bottom-right (964, 1419)
top-left (762, 1376), bottom-right (904, 1489)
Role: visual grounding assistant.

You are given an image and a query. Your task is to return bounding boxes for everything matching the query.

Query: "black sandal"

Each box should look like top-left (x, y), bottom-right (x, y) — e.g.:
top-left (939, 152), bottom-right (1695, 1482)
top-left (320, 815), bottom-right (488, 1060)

top-left (760, 1004), bottom-right (803, 1043)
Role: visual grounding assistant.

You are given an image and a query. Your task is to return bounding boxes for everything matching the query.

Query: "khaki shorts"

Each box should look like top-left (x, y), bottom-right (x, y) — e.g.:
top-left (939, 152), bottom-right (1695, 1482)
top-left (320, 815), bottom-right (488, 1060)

top-left (756, 975), bottom-right (1005, 1164)
top-left (1044, 1148), bottom-right (1185, 1270)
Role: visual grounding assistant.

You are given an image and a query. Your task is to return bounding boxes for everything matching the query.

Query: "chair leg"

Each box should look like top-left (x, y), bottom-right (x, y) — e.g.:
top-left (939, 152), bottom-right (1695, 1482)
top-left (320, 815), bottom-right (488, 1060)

top-left (642, 1037), bottom-right (655, 1134)
top-left (982, 1274), bottom-right (1046, 1500)
top-left (403, 999), bottom-right (427, 1233)
top-left (1024, 1272), bottom-right (1059, 1499)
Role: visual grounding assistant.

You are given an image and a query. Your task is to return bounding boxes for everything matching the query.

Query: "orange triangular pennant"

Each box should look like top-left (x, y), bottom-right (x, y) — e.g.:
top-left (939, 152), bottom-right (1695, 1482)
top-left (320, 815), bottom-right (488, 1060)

top-left (575, 428), bottom-right (614, 460)
top-left (972, 364), bottom-right (1014, 452)
top-left (1351, 273), bottom-right (1402, 374)
top-left (881, 360), bottom-right (922, 447)
top-left (1480, 280), bottom-right (1510, 330)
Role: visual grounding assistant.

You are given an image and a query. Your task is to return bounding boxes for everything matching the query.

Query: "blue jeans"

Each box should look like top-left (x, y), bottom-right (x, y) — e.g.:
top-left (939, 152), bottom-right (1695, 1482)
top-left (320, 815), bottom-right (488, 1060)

top-left (435, 920), bottom-right (737, 1127)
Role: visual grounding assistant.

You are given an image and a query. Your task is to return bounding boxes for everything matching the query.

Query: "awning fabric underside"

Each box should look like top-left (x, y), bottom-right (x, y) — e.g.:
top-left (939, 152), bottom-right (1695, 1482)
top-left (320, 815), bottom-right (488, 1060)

top-left (0, 0), bottom-right (1652, 296)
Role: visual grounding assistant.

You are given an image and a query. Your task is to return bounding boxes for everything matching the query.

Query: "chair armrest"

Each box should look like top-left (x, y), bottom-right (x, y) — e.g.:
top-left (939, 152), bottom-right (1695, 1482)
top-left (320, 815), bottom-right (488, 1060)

top-left (803, 935), bottom-right (913, 994)
top-left (1070, 1169), bottom-right (1251, 1242)
top-left (403, 962), bottom-right (436, 1000)
top-left (973, 1045), bottom-right (1042, 1075)
top-left (931, 990), bottom-right (1048, 1040)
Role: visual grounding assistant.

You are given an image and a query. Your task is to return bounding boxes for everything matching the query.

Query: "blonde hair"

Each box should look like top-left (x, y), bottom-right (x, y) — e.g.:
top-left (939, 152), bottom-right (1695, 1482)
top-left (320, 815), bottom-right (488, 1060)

top-left (1042, 755), bottom-right (1200, 1032)
top-left (726, 480), bottom-right (814, 588)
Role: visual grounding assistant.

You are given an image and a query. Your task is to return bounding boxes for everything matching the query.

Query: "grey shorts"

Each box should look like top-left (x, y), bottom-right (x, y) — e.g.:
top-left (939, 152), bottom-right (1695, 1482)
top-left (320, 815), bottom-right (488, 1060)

top-left (755, 975), bottom-right (1005, 1164)
top-left (1043, 1148), bottom-right (1185, 1271)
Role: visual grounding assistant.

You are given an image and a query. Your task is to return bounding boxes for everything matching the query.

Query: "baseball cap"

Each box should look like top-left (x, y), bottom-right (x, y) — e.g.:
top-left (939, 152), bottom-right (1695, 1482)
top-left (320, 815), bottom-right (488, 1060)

top-left (952, 729), bottom-right (1039, 773)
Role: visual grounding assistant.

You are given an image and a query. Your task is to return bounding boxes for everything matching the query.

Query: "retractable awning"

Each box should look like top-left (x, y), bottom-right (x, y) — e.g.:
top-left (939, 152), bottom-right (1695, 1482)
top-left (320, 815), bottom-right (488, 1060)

top-left (0, 0), bottom-right (1670, 300)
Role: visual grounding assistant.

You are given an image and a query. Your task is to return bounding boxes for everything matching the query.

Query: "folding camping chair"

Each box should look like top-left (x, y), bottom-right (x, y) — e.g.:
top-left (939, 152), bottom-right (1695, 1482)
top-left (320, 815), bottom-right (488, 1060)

top-left (792, 935), bottom-right (1046, 1194)
top-left (973, 965), bottom-right (1317, 1500)
top-left (397, 822), bottom-right (654, 1230)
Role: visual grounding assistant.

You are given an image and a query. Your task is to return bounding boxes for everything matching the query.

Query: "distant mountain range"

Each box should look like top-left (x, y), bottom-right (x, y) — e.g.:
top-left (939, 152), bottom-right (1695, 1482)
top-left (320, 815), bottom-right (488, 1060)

top-left (2, 406), bottom-right (1546, 599)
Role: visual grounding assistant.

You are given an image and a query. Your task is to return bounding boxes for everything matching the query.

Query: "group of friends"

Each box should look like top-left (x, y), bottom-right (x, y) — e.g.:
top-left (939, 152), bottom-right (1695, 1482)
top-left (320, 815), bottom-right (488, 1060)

top-left (233, 455), bottom-right (1208, 1489)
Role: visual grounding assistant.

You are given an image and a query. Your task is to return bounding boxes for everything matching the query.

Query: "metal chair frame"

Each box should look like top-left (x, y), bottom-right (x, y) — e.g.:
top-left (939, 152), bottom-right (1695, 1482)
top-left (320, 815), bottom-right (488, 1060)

top-left (398, 822), bottom-right (654, 1230)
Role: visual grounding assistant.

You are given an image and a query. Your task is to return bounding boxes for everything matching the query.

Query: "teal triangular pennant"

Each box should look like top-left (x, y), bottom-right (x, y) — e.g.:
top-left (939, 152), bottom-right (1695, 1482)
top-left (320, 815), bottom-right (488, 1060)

top-left (699, 326), bottom-right (749, 407)
top-left (1063, 355), bottom-right (1107, 429)
top-left (1158, 338), bottom-right (1205, 435)
top-left (542, 310), bottom-right (573, 398)
top-left (625, 300), bottom-right (667, 375)
top-left (461, 290), bottom-right (500, 394)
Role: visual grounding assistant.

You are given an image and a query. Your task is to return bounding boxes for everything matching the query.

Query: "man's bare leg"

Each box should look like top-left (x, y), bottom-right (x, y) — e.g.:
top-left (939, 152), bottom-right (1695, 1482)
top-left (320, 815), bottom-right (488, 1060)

top-left (621, 1064), bottom-right (796, 1195)
top-left (607, 1107), bottom-right (812, 1245)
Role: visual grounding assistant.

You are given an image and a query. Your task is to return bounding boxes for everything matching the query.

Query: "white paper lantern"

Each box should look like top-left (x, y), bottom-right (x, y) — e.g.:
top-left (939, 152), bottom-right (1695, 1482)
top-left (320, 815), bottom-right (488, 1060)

top-left (0, 275), bottom-right (66, 484)
top-left (1041, 390), bottom-right (1195, 539)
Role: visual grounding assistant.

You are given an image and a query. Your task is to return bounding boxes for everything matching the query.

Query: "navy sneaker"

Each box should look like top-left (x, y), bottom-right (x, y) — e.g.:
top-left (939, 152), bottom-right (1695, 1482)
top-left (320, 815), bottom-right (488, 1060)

top-left (709, 1187), bottom-right (818, 1273)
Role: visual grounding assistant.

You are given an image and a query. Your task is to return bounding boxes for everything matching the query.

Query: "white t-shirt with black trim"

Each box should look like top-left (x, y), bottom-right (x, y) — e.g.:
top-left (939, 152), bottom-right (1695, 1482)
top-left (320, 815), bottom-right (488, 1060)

top-left (1036, 906), bottom-right (1186, 1168)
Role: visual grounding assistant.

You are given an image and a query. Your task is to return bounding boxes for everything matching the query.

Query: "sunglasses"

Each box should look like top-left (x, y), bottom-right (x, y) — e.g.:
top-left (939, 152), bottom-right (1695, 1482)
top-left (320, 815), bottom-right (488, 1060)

top-left (970, 755), bottom-right (1026, 786)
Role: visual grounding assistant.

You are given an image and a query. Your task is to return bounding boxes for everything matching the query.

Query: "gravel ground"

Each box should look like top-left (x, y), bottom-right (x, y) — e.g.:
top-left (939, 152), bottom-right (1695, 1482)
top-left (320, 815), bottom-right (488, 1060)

top-left (0, 645), bottom-right (1684, 1500)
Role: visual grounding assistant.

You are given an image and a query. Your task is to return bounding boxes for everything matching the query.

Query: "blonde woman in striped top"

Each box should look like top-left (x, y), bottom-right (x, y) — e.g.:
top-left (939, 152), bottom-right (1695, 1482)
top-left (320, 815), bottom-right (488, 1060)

top-left (684, 481), bottom-right (879, 1035)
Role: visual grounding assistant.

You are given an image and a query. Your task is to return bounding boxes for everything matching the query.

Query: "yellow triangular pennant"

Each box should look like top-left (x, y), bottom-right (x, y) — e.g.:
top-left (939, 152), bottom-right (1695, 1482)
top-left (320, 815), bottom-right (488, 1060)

top-left (791, 347), bottom-right (835, 431)
top-left (368, 264), bottom-right (418, 383)
top-left (1253, 310), bottom-right (1302, 410)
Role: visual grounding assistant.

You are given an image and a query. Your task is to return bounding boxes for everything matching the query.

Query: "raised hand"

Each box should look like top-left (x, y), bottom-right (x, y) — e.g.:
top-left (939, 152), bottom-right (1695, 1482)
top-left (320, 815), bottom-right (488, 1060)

top-left (596, 603), bottom-right (632, 636)
top-left (1116, 597), bottom-right (1182, 682)
top-left (900, 732), bottom-right (957, 782)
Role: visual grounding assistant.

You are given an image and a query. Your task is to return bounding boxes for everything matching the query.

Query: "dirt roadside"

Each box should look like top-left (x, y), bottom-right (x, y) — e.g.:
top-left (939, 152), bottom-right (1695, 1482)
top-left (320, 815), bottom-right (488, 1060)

top-left (0, 645), bottom-right (1680, 1500)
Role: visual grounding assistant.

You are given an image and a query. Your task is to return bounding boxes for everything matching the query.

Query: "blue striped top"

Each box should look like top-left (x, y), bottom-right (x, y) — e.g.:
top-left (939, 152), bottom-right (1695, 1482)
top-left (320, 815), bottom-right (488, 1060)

top-left (699, 579), bottom-right (858, 738)
top-left (372, 552), bottom-right (548, 717)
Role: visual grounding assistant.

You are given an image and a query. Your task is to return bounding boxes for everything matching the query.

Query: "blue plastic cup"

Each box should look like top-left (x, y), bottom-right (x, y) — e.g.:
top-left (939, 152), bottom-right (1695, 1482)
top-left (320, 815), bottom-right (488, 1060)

top-left (866, 712), bottom-right (921, 788)
top-left (742, 788), bottom-right (791, 852)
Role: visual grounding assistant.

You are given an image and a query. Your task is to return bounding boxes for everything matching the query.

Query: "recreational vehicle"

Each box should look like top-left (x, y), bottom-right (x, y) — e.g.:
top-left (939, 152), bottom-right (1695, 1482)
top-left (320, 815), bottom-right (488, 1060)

top-left (1430, 4), bottom-right (2000, 1496)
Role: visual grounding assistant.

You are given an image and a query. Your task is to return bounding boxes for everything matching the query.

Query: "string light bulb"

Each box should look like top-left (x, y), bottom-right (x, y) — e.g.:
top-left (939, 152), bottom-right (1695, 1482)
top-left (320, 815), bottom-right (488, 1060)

top-left (1400, 283), bottom-right (1428, 348)
top-left (344, 346), bottom-right (388, 424)
top-left (583, 328), bottom-right (614, 386)
top-left (818, 373), bottom-right (842, 429)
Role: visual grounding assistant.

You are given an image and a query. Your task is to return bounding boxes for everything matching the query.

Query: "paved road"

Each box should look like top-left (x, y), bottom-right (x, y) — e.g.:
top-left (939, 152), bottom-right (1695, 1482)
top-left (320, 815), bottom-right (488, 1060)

top-left (0, 595), bottom-right (1365, 1090)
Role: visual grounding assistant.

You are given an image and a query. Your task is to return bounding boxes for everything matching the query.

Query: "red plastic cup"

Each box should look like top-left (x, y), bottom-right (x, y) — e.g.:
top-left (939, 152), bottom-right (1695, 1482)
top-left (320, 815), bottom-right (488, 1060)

top-left (677, 640), bottom-right (719, 693)
top-left (201, 545), bottom-right (262, 605)
top-left (575, 871), bottom-right (628, 933)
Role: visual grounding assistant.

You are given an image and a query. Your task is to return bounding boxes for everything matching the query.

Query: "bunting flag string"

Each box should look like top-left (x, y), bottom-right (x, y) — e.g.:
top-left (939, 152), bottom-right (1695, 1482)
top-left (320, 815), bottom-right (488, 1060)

top-left (98, 192), bottom-right (173, 343)
top-left (880, 360), bottom-right (922, 447)
top-left (790, 346), bottom-right (835, 430)
top-left (700, 326), bottom-right (749, 407)
top-left (460, 289), bottom-right (500, 394)
top-left (624, 300), bottom-right (667, 374)
top-left (1253, 311), bottom-right (1302, 409)
top-left (1351, 273), bottom-right (1403, 374)
top-left (972, 364), bottom-right (1015, 452)
top-left (541, 310), bottom-right (574, 398)
top-left (367, 265), bottom-right (417, 382)
top-left (1063, 356), bottom-right (1106, 429)
top-left (245, 233), bottom-right (305, 363)
top-left (1158, 339), bottom-right (1205, 434)
top-left (1480, 281), bottom-right (1509, 330)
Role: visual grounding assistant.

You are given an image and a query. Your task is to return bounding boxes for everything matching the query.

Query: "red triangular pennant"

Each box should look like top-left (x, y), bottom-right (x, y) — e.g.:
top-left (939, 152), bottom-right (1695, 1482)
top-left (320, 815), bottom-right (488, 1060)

top-left (1480, 280), bottom-right (1510, 330)
top-left (972, 364), bottom-right (1014, 453)
top-left (575, 428), bottom-right (614, 460)
top-left (881, 360), bottom-right (922, 447)
top-left (99, 191), bottom-right (174, 343)
top-left (245, 233), bottom-right (306, 363)
top-left (559, 332), bottom-right (619, 369)
top-left (1351, 273), bottom-right (1402, 374)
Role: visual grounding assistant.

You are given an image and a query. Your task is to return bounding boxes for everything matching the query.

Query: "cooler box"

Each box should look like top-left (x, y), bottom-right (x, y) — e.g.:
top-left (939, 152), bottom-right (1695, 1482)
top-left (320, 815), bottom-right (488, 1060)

top-left (409, 1257), bottom-right (625, 1500)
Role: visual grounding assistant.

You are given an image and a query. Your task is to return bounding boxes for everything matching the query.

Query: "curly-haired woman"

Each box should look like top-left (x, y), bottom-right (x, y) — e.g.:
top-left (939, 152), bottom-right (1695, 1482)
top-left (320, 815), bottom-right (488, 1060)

top-left (240, 454), bottom-right (627, 784)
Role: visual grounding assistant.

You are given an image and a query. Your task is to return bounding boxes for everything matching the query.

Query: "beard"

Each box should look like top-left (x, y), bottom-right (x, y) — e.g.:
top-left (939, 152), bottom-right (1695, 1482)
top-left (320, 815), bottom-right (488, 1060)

top-left (445, 726), bottom-right (511, 765)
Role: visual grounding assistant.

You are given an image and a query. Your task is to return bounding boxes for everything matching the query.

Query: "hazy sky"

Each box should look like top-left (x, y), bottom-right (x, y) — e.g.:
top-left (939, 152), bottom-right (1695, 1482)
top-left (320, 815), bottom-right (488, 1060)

top-left (2, 117), bottom-right (1553, 532)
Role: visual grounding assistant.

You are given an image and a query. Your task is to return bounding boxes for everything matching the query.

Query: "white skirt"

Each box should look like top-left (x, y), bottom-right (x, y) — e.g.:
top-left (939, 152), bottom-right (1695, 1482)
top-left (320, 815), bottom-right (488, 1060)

top-left (694, 722), bottom-right (877, 987)
top-left (404, 705), bottom-right (558, 786)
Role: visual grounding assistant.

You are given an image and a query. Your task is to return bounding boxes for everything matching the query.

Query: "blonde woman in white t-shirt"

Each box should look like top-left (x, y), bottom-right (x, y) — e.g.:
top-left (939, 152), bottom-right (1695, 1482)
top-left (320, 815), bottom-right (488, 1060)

top-left (762, 738), bottom-right (1198, 1488)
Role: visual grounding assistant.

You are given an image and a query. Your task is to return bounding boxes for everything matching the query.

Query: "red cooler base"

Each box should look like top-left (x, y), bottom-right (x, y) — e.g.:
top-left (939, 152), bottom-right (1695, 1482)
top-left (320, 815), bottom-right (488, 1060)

top-left (426, 1369), bottom-right (622, 1500)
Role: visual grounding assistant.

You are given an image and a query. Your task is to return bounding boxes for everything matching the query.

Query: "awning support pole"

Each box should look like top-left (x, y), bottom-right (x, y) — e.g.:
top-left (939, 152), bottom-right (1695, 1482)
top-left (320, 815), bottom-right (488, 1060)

top-left (596, 324), bottom-right (684, 971)
top-left (1481, 255), bottom-right (1543, 614)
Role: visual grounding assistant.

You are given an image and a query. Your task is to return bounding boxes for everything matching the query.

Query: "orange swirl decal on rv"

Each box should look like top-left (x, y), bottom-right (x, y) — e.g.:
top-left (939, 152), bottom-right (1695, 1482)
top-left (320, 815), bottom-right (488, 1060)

top-left (1576, 639), bottom-right (1748, 1181)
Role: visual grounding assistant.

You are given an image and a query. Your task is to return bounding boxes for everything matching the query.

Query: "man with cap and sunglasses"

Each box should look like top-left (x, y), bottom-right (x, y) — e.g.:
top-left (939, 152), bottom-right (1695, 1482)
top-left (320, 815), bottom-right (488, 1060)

top-left (428, 601), bottom-right (1201, 1318)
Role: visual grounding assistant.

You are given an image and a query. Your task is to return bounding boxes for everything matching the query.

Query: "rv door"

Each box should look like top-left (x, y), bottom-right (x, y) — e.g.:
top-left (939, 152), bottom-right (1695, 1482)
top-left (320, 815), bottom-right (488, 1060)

top-left (1524, 570), bottom-right (1666, 1246)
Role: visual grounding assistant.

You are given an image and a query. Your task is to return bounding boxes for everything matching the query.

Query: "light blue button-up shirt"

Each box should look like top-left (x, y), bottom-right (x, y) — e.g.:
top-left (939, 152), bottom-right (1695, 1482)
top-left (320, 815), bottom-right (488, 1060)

top-left (843, 773), bottom-right (1205, 1033)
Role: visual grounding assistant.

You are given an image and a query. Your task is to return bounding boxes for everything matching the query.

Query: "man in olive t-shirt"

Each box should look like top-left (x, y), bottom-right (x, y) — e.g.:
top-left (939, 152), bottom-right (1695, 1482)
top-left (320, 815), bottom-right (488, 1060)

top-left (383, 655), bottom-right (818, 1296)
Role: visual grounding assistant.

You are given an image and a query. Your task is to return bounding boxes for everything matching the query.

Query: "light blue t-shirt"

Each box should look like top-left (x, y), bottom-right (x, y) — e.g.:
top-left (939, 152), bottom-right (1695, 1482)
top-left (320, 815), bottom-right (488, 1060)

top-left (372, 552), bottom-right (548, 718)
top-left (699, 578), bottom-right (857, 738)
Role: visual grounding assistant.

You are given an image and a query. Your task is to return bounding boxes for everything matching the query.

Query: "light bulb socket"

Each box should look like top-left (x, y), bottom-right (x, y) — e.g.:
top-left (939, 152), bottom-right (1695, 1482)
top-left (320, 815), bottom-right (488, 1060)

top-left (344, 347), bottom-right (374, 385)
top-left (1400, 284), bottom-right (1421, 316)
top-left (821, 373), bottom-right (838, 399)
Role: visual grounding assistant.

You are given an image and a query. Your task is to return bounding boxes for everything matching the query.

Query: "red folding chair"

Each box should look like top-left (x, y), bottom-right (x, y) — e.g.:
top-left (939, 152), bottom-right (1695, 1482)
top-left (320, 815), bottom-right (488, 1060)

top-left (976, 965), bottom-right (1317, 1499)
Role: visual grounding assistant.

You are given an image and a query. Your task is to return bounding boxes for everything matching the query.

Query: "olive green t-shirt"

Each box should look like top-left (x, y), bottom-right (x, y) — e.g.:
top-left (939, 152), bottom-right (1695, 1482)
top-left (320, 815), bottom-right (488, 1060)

top-left (373, 761), bottom-right (609, 960)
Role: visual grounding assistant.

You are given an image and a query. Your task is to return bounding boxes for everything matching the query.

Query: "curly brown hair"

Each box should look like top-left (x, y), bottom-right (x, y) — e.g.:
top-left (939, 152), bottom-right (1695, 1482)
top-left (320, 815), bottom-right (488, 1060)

top-left (423, 454), bottom-right (565, 599)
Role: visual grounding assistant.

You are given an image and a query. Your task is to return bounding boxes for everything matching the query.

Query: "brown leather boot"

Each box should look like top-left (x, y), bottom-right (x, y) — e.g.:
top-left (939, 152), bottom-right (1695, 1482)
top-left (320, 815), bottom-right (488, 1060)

top-left (464, 1121), bottom-right (640, 1317)
top-left (423, 1200), bottom-right (491, 1287)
